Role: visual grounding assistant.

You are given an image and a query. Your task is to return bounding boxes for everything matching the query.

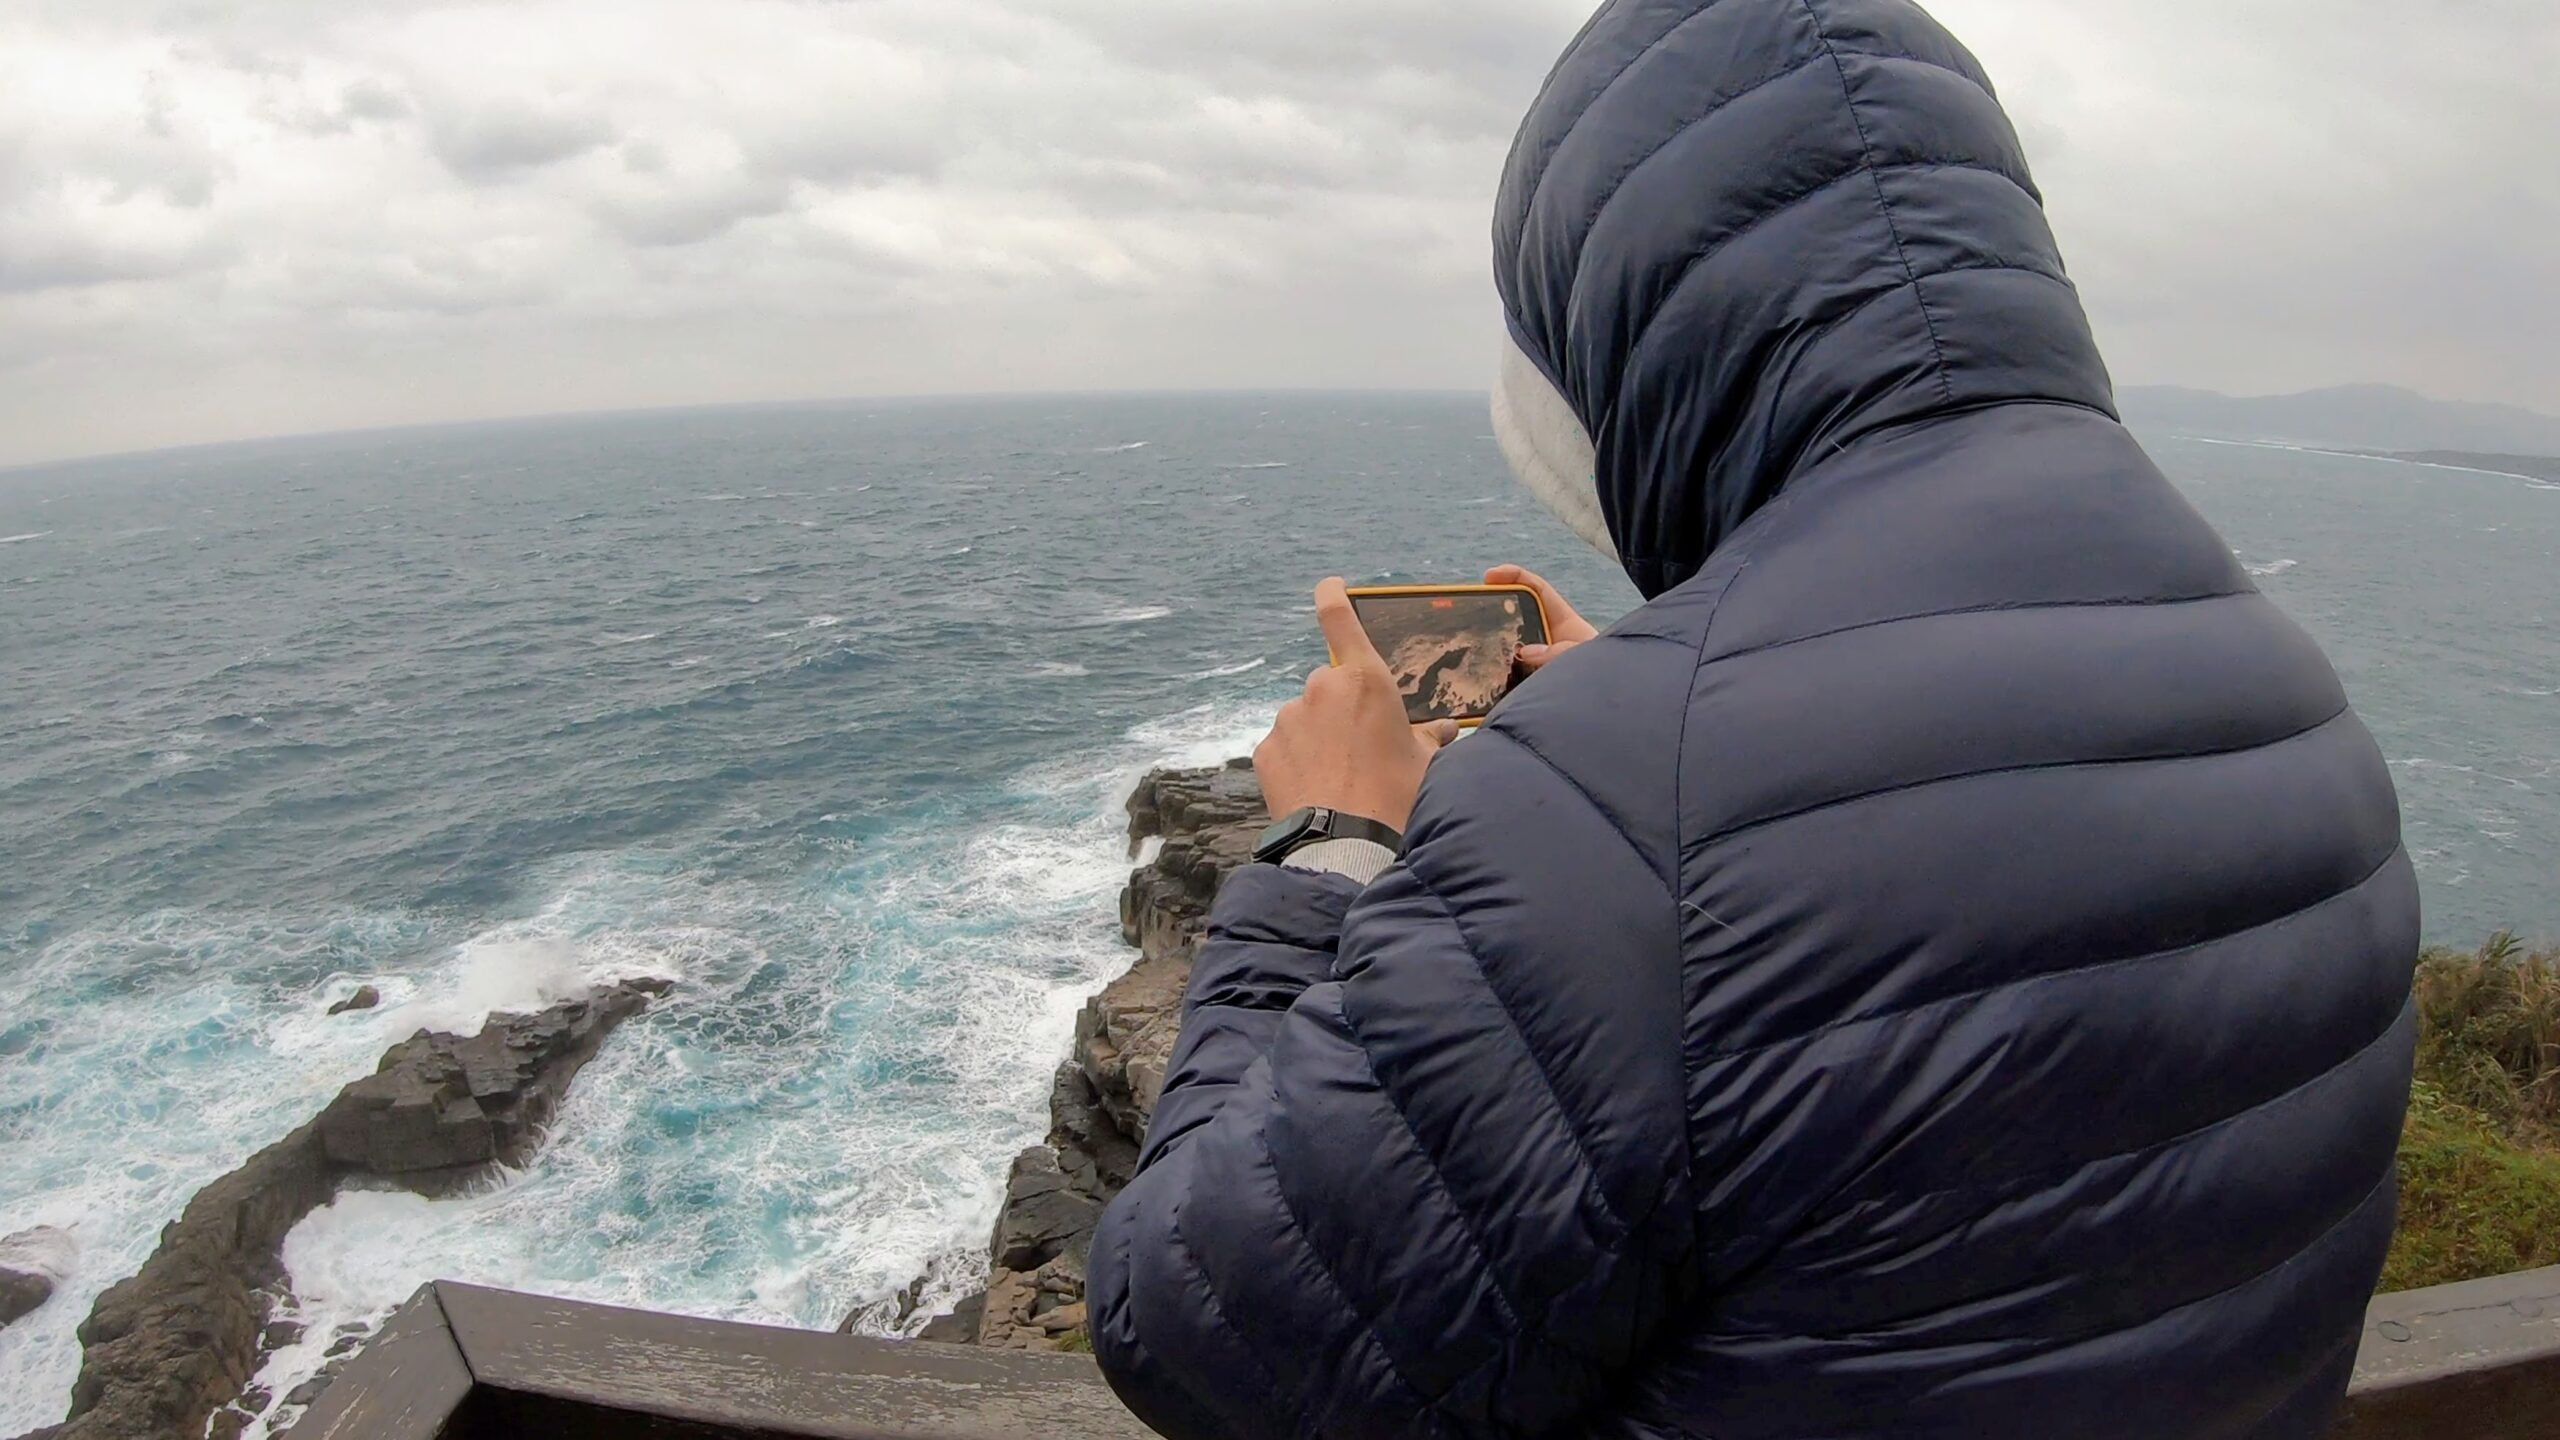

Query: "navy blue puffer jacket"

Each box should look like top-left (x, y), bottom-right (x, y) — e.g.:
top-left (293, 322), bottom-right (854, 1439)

top-left (1088, 3), bottom-right (2421, 1437)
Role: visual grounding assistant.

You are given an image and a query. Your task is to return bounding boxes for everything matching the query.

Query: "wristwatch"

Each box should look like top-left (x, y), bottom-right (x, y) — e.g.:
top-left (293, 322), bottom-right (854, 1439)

top-left (1252, 807), bottom-right (1405, 866)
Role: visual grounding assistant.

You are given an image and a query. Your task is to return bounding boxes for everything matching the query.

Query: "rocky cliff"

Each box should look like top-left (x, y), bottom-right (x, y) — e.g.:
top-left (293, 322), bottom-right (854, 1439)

top-left (944, 760), bottom-right (1265, 1351)
top-left (14, 978), bottom-right (669, 1440)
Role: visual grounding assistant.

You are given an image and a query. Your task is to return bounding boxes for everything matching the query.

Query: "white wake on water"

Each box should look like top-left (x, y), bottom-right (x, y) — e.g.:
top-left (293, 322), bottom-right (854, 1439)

top-left (1085, 605), bottom-right (1174, 626)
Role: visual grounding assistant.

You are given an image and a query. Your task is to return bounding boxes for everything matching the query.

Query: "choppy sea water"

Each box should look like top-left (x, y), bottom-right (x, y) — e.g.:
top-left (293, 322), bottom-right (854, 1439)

top-left (0, 396), bottom-right (2552, 1431)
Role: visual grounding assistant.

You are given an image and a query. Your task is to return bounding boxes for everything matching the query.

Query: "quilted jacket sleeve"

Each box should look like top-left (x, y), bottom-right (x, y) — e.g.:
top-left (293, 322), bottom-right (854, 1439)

top-left (1087, 704), bottom-right (1695, 1440)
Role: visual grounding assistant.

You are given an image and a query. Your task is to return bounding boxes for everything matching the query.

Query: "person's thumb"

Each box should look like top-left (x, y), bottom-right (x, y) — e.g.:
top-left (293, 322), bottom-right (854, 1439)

top-left (1417, 719), bottom-right (1462, 751)
top-left (1515, 639), bottom-right (1582, 674)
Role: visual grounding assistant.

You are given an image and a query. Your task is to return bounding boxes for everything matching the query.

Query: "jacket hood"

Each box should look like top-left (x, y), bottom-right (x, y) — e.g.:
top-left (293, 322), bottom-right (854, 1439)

top-left (1493, 0), bottom-right (2118, 598)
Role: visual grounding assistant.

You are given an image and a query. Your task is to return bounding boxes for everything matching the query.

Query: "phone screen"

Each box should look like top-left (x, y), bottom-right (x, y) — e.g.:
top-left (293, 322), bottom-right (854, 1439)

top-left (1350, 589), bottom-right (1551, 724)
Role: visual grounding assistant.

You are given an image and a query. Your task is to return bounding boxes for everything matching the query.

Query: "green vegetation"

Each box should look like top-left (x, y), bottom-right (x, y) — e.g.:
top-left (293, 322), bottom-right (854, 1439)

top-left (2385, 934), bottom-right (2560, 1292)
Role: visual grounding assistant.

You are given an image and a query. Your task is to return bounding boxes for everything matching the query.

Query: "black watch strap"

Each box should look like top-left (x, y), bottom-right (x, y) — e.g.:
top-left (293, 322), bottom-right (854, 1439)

top-left (1252, 807), bottom-right (1405, 866)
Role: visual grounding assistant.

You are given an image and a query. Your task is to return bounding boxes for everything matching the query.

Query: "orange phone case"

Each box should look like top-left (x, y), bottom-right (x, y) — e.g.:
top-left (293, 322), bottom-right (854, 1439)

top-left (1334, 583), bottom-right (1553, 727)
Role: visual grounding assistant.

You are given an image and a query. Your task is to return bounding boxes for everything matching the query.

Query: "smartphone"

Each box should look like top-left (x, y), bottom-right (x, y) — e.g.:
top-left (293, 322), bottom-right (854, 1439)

top-left (1339, 584), bottom-right (1552, 726)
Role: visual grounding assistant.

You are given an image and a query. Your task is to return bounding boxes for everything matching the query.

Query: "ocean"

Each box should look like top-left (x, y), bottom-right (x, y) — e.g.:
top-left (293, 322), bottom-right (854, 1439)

top-left (0, 394), bottom-right (2553, 1430)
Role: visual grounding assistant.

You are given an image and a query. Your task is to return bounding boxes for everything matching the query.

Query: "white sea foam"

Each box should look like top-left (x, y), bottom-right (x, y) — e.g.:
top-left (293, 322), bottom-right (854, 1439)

top-left (2245, 558), bottom-right (2299, 578)
top-left (0, 909), bottom-right (454, 1431)
top-left (1034, 662), bottom-right (1090, 677)
top-left (1094, 441), bottom-right (1150, 453)
top-left (2182, 436), bottom-right (2560, 491)
top-left (0, 1229), bottom-right (74, 1287)
top-left (1189, 657), bottom-right (1268, 679)
top-left (2389, 757), bottom-right (2538, 793)
top-left (1086, 605), bottom-right (1173, 626)
top-left (805, 615), bottom-right (844, 629)
top-left (1220, 462), bottom-right (1291, 471)
top-left (237, 701), bottom-right (1282, 1433)
top-left (598, 632), bottom-right (661, 646)
top-left (0, 531), bottom-right (52, 544)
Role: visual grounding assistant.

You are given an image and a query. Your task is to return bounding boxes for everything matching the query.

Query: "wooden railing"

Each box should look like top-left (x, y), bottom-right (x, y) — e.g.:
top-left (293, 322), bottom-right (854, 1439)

top-left (291, 1267), bottom-right (2560, 1439)
top-left (2338, 1265), bottom-right (2560, 1438)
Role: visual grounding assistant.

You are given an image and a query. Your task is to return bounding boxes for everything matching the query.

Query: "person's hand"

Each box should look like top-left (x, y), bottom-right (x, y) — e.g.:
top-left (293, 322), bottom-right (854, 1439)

top-left (1485, 564), bottom-right (1600, 673)
top-left (1255, 578), bottom-right (1461, 832)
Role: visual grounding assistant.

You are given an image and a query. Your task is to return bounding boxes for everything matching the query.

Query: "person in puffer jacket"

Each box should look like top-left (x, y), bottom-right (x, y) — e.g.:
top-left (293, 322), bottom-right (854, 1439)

top-left (1086, 1), bottom-right (2420, 1436)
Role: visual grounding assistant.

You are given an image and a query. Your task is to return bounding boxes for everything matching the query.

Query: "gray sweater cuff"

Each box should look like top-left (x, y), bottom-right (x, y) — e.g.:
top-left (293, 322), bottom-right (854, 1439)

top-left (1281, 838), bottom-right (1398, 886)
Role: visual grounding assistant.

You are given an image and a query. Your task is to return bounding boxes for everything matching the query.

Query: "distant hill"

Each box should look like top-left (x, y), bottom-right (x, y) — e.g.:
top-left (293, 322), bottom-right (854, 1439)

top-left (2117, 383), bottom-right (2560, 455)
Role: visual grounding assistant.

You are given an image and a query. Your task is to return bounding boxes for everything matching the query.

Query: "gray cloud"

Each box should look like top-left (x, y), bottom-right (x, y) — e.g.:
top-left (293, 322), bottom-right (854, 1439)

top-left (425, 100), bottom-right (614, 177)
top-left (0, 0), bottom-right (2551, 467)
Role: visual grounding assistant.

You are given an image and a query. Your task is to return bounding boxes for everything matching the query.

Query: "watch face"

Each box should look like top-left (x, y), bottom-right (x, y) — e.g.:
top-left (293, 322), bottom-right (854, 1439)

top-left (1254, 807), bottom-right (1321, 861)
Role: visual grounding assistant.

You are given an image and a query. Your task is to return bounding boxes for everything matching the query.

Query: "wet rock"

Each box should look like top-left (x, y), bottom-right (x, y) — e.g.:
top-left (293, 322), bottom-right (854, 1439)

top-left (317, 977), bottom-right (673, 1194)
top-left (838, 1269), bottom-right (928, 1336)
top-left (258, 1319), bottom-right (303, 1352)
top-left (1050, 1062), bottom-right (1139, 1200)
top-left (326, 985), bottom-right (381, 1016)
top-left (989, 1147), bottom-right (1101, 1273)
top-left (41, 979), bottom-right (670, 1440)
top-left (1, 1226), bottom-right (73, 1330)
top-left (917, 1289), bottom-right (985, 1345)
top-left (0, 1268), bottom-right (54, 1329)
top-left (283, 1376), bottom-right (330, 1409)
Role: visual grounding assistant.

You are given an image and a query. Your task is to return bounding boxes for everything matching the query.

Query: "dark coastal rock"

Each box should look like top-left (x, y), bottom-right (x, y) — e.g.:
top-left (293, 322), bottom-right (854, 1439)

top-left (317, 977), bottom-right (669, 1194)
top-left (917, 1289), bottom-right (985, 1344)
top-left (0, 1270), bottom-right (49, 1329)
top-left (1, 1226), bottom-right (72, 1331)
top-left (834, 1245), bottom-right (983, 1332)
top-left (841, 1272), bottom-right (931, 1335)
top-left (326, 985), bottom-right (381, 1016)
top-left (965, 764), bottom-right (1265, 1352)
top-left (1049, 1062), bottom-right (1138, 1202)
top-left (38, 978), bottom-right (670, 1440)
top-left (990, 1147), bottom-right (1101, 1273)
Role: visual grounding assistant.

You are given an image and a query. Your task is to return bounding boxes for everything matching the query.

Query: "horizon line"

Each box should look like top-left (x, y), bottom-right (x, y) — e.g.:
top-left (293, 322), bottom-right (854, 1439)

top-left (6, 378), bottom-right (2551, 479)
top-left (0, 385), bottom-right (1497, 478)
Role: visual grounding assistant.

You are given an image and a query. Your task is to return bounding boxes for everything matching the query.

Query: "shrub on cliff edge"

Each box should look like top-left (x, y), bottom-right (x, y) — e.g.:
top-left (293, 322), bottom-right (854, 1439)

top-left (2385, 934), bottom-right (2560, 1292)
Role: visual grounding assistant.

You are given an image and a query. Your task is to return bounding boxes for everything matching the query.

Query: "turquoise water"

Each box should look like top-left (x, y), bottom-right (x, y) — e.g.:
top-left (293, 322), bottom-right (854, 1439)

top-left (0, 397), bottom-right (2551, 1430)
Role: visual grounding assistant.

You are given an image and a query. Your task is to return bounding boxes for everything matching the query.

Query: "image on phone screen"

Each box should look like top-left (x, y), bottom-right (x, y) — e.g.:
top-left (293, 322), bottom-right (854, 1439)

top-left (1350, 590), bottom-right (1551, 725)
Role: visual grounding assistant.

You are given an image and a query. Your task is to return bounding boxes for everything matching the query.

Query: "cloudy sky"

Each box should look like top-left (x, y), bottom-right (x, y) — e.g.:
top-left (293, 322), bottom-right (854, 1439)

top-left (2, 0), bottom-right (2552, 466)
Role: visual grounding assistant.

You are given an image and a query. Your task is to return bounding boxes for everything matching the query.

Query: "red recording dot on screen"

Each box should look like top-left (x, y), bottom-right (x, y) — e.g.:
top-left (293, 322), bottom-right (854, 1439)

top-left (1431, 599), bottom-right (1456, 609)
